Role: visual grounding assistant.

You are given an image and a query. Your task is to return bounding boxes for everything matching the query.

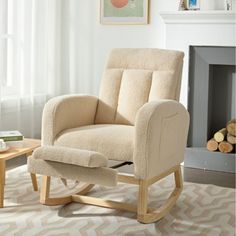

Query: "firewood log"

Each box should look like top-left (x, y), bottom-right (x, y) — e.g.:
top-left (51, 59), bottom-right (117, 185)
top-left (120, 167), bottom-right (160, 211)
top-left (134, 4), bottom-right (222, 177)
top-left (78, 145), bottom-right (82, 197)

top-left (227, 119), bottom-right (236, 136)
top-left (206, 138), bottom-right (218, 151)
top-left (214, 128), bottom-right (227, 142)
top-left (218, 141), bottom-right (233, 153)
top-left (227, 133), bottom-right (236, 144)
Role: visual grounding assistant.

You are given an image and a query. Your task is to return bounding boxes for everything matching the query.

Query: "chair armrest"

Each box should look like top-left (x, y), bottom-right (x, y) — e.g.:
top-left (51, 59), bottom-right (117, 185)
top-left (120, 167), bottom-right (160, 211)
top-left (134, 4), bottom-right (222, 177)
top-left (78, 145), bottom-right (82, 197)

top-left (134, 100), bottom-right (189, 180)
top-left (42, 95), bottom-right (98, 145)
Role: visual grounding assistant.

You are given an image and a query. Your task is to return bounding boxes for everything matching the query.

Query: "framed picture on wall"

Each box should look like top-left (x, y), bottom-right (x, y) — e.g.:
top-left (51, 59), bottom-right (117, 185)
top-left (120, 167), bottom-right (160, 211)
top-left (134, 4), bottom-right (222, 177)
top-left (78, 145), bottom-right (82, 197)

top-left (100, 0), bottom-right (149, 25)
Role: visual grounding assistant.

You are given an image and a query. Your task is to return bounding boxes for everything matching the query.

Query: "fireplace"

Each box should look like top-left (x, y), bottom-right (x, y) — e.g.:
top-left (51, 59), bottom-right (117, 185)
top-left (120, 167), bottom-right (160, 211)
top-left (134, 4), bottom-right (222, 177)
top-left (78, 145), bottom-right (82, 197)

top-left (185, 46), bottom-right (236, 173)
top-left (159, 10), bottom-right (236, 172)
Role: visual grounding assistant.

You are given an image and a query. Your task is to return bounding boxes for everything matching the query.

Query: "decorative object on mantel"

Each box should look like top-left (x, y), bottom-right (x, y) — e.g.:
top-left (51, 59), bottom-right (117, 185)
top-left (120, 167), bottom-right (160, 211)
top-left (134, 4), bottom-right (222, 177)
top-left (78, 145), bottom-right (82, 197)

top-left (200, 0), bottom-right (235, 11)
top-left (178, 0), bottom-right (235, 11)
top-left (159, 10), bottom-right (236, 25)
top-left (100, 0), bottom-right (149, 25)
top-left (178, 0), bottom-right (200, 10)
top-left (206, 119), bottom-right (236, 154)
top-left (178, 0), bottom-right (187, 10)
top-left (185, 0), bottom-right (200, 10)
top-left (224, 0), bottom-right (234, 10)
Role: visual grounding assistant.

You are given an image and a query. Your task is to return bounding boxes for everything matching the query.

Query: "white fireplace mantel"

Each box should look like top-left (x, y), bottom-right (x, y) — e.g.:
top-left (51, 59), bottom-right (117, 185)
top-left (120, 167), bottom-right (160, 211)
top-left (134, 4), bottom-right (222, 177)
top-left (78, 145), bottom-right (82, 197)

top-left (159, 10), bottom-right (236, 107)
top-left (159, 10), bottom-right (236, 24)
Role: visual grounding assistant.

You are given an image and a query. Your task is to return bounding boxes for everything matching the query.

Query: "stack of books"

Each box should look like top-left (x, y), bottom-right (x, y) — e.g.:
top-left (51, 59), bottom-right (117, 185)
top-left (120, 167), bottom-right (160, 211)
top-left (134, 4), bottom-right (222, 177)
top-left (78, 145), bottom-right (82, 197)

top-left (0, 131), bottom-right (24, 147)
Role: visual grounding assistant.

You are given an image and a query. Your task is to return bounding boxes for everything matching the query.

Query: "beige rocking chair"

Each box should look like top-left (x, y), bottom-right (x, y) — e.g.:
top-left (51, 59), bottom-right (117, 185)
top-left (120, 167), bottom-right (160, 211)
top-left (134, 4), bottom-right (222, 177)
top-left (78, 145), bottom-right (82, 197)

top-left (28, 48), bottom-right (189, 224)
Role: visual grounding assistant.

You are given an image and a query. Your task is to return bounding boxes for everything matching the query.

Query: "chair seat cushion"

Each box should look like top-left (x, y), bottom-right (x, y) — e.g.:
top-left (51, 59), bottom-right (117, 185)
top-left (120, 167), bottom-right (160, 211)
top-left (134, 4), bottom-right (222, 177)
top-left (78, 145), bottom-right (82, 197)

top-left (33, 146), bottom-right (107, 168)
top-left (54, 124), bottom-right (134, 162)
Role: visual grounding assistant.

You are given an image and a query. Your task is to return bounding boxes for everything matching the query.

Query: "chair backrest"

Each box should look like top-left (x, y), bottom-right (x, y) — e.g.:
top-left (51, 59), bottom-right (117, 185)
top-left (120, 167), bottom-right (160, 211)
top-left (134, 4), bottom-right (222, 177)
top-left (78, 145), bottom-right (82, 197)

top-left (95, 48), bottom-right (184, 125)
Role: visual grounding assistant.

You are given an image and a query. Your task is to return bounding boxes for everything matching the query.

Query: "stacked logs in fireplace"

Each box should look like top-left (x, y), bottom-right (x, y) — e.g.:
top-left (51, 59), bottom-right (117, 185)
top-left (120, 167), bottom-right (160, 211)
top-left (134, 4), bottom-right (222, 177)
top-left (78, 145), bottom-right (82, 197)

top-left (207, 119), bottom-right (236, 153)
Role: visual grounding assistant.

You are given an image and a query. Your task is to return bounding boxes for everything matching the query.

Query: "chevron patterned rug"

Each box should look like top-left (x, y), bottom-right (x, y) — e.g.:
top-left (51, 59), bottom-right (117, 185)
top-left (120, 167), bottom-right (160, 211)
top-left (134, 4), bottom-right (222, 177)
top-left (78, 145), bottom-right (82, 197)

top-left (0, 165), bottom-right (235, 236)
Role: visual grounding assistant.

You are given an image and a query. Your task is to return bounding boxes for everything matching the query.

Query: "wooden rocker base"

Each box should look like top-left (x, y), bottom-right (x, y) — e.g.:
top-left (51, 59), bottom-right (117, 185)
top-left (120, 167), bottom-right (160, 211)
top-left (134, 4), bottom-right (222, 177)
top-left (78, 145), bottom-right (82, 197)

top-left (40, 165), bottom-right (183, 224)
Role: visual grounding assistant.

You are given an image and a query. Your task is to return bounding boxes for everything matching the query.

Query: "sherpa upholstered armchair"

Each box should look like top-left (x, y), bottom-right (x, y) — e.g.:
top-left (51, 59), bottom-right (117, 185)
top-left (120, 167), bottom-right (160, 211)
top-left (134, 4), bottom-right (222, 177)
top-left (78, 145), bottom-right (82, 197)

top-left (28, 48), bottom-right (189, 223)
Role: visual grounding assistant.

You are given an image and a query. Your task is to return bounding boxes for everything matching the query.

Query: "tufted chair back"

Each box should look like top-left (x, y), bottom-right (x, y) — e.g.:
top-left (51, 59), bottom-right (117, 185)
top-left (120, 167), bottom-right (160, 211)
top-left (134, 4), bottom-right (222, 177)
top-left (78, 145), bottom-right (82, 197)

top-left (95, 48), bottom-right (184, 125)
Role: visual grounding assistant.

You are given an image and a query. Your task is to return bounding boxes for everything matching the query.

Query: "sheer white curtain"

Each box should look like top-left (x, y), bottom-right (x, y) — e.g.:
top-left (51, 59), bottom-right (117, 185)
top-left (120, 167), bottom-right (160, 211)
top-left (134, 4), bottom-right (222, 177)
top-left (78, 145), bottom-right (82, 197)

top-left (0, 0), bottom-right (81, 138)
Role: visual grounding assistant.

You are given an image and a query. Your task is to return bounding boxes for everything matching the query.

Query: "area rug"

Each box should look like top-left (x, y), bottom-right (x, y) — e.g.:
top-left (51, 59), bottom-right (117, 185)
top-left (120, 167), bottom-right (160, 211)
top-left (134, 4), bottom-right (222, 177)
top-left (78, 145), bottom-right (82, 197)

top-left (0, 165), bottom-right (235, 236)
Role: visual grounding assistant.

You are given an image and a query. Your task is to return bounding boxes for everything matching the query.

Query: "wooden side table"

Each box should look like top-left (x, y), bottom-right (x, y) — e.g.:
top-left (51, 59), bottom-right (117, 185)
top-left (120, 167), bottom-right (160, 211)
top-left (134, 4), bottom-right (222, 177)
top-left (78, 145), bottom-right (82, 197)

top-left (0, 138), bottom-right (41, 208)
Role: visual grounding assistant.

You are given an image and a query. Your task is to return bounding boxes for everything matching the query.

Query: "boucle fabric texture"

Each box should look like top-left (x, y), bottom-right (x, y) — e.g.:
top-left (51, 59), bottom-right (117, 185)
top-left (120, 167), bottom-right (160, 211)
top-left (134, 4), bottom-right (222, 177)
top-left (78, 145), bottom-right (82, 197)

top-left (42, 95), bottom-right (98, 146)
top-left (40, 48), bottom-right (189, 180)
top-left (28, 157), bottom-right (118, 187)
top-left (54, 124), bottom-right (134, 162)
top-left (33, 146), bottom-right (108, 168)
top-left (95, 48), bottom-right (184, 125)
top-left (134, 100), bottom-right (189, 179)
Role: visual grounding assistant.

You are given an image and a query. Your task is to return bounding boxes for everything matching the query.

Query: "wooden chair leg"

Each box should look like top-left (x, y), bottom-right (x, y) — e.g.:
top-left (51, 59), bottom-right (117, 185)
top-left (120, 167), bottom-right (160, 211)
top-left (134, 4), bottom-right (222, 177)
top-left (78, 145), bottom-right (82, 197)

top-left (40, 175), bottom-right (94, 206)
top-left (137, 165), bottom-right (183, 224)
top-left (40, 176), bottom-right (51, 204)
top-left (30, 173), bottom-right (38, 191)
top-left (137, 179), bottom-right (148, 222)
top-left (37, 165), bottom-right (183, 224)
top-left (40, 175), bottom-right (72, 205)
top-left (0, 161), bottom-right (6, 208)
top-left (174, 166), bottom-right (183, 188)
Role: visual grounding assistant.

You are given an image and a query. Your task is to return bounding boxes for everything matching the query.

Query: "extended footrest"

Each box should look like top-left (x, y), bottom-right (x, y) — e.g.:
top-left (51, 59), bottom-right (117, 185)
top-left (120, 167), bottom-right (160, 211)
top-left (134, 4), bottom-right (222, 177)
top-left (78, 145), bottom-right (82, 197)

top-left (28, 146), bottom-right (118, 187)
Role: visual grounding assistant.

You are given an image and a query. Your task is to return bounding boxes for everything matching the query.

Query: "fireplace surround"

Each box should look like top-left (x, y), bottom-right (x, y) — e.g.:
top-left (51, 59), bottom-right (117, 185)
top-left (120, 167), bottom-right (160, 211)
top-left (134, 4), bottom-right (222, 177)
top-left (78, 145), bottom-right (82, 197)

top-left (185, 46), bottom-right (235, 173)
top-left (160, 10), bottom-right (236, 172)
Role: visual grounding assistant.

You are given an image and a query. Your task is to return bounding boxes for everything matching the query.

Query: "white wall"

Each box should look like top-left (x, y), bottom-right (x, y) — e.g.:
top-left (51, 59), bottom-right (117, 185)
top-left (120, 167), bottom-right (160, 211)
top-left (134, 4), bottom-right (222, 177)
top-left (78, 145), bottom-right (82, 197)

top-left (76, 0), bottom-right (179, 95)
top-left (1, 0), bottom-right (181, 138)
